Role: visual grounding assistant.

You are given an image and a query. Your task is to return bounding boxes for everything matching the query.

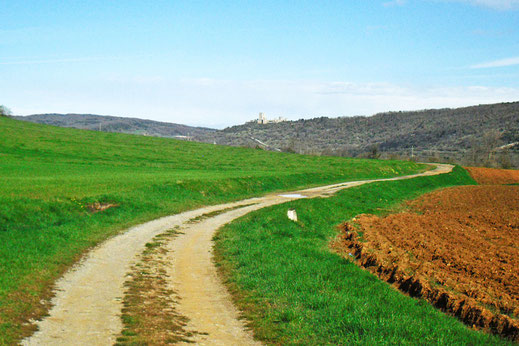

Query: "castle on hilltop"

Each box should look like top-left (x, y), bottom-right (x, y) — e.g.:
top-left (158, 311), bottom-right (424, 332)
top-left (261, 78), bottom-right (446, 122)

top-left (257, 112), bottom-right (287, 124)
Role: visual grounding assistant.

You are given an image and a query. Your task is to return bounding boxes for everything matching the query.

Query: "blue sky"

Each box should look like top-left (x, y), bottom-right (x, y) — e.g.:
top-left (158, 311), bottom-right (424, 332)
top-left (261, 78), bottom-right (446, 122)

top-left (1, 0), bottom-right (519, 128)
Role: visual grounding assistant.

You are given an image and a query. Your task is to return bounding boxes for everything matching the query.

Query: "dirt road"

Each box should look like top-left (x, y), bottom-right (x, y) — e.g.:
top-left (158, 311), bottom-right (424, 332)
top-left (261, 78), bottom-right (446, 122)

top-left (23, 164), bottom-right (452, 345)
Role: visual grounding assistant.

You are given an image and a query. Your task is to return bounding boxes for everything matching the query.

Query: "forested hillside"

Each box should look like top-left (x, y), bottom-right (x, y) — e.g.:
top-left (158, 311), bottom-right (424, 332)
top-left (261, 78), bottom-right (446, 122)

top-left (196, 102), bottom-right (519, 167)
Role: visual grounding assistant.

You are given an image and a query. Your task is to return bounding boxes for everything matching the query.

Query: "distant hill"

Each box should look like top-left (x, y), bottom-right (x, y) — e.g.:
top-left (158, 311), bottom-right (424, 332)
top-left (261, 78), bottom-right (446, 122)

top-left (15, 102), bottom-right (519, 168)
top-left (14, 113), bottom-right (215, 138)
top-left (194, 102), bottom-right (519, 167)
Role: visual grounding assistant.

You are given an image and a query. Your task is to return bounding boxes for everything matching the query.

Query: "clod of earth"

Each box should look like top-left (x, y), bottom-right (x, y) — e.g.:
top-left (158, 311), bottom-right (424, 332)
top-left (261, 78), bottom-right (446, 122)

top-left (87, 202), bottom-right (118, 213)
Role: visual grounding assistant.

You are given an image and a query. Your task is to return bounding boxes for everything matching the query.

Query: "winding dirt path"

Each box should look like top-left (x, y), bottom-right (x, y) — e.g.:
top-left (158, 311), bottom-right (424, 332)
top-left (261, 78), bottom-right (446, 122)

top-left (23, 164), bottom-right (452, 345)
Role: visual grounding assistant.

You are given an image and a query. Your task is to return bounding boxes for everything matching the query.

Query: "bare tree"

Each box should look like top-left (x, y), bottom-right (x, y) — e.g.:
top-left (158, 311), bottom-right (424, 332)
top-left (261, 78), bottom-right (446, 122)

top-left (366, 144), bottom-right (381, 159)
top-left (0, 105), bottom-right (11, 117)
top-left (497, 149), bottom-right (513, 169)
top-left (282, 138), bottom-right (298, 154)
top-left (467, 130), bottom-right (501, 167)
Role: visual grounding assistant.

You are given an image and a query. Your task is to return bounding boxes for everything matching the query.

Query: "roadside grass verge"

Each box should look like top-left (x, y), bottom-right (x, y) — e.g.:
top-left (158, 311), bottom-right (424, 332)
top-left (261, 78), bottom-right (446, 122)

top-left (0, 117), bottom-right (426, 343)
top-left (214, 166), bottom-right (510, 344)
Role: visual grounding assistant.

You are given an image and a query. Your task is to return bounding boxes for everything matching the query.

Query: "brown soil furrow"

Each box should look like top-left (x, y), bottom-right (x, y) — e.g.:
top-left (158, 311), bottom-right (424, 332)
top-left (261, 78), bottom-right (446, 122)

top-left (334, 184), bottom-right (519, 341)
top-left (465, 166), bottom-right (519, 185)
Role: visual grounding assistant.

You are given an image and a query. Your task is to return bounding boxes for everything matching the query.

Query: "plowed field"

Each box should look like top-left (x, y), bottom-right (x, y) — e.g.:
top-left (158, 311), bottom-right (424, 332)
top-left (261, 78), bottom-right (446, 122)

top-left (465, 166), bottom-right (519, 185)
top-left (335, 185), bottom-right (519, 341)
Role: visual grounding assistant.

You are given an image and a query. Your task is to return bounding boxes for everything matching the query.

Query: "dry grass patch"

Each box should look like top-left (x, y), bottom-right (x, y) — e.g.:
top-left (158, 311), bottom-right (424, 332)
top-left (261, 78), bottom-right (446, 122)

top-left (116, 228), bottom-right (195, 345)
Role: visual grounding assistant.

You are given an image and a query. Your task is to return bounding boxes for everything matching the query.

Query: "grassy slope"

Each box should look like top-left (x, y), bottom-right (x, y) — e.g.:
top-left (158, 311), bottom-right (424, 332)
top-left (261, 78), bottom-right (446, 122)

top-left (0, 117), bottom-right (425, 343)
top-left (214, 166), bottom-right (510, 344)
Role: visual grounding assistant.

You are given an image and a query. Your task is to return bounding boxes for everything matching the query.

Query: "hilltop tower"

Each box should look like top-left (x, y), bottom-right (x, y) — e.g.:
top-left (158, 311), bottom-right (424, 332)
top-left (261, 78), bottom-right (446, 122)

top-left (257, 112), bottom-right (286, 124)
top-left (258, 112), bottom-right (267, 124)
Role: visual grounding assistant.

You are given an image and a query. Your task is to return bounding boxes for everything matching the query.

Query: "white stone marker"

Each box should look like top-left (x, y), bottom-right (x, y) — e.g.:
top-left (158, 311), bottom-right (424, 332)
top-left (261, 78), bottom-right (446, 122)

top-left (287, 208), bottom-right (298, 222)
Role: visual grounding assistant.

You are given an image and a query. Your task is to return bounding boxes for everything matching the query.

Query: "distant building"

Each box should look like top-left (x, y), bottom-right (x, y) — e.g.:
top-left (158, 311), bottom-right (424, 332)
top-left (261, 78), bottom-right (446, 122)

top-left (173, 135), bottom-right (192, 141)
top-left (257, 112), bottom-right (287, 124)
top-left (258, 112), bottom-right (267, 124)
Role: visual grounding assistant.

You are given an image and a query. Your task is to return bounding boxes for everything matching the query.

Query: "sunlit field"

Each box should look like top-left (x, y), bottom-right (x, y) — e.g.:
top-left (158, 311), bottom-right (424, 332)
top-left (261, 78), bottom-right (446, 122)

top-left (0, 117), bottom-right (426, 343)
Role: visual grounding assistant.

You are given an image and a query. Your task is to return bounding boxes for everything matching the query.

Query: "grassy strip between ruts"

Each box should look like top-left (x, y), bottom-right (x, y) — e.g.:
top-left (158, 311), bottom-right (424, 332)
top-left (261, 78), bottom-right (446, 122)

top-left (116, 227), bottom-right (194, 345)
top-left (0, 117), bottom-right (427, 344)
top-left (213, 166), bottom-right (511, 344)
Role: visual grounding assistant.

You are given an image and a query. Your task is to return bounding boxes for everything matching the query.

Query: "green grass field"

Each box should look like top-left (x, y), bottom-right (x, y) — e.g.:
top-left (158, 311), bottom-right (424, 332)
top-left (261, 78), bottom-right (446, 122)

top-left (214, 166), bottom-right (510, 344)
top-left (0, 117), bottom-right (426, 343)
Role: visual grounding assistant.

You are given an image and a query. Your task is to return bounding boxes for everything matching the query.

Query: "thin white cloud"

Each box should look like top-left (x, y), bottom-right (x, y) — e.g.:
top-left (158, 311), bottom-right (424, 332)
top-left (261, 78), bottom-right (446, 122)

top-left (0, 56), bottom-right (130, 66)
top-left (0, 57), bottom-right (101, 65)
top-left (385, 0), bottom-right (519, 10)
top-left (446, 0), bottom-right (519, 10)
top-left (383, 0), bottom-right (407, 7)
top-left (470, 56), bottom-right (519, 68)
